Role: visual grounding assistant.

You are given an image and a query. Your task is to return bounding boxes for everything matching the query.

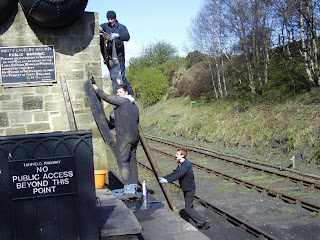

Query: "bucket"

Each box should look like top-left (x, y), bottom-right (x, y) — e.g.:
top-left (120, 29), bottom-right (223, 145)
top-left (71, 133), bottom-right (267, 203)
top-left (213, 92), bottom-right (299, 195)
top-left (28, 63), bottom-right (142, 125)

top-left (94, 170), bottom-right (107, 189)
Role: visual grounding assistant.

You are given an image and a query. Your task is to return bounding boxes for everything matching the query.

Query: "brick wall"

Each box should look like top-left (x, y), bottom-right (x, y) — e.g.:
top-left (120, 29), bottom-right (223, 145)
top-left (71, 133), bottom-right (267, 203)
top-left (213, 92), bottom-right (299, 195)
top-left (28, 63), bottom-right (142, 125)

top-left (0, 4), bottom-right (109, 169)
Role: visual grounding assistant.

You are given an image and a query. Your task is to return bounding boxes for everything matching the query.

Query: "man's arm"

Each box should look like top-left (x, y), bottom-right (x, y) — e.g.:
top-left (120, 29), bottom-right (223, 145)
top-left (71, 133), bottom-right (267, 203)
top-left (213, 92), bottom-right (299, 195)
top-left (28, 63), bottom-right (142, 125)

top-left (164, 165), bottom-right (188, 183)
top-left (118, 24), bottom-right (130, 41)
top-left (92, 84), bottom-right (125, 106)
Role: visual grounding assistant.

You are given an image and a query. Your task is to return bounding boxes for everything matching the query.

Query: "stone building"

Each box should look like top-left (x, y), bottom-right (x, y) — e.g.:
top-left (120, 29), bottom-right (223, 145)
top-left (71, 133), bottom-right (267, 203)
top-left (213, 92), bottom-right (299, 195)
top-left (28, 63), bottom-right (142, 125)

top-left (0, 4), bottom-right (108, 169)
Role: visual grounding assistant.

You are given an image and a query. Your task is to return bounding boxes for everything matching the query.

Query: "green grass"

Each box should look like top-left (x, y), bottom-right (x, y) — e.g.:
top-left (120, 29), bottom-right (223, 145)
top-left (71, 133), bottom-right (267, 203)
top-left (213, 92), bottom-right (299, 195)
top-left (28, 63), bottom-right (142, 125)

top-left (139, 89), bottom-right (320, 168)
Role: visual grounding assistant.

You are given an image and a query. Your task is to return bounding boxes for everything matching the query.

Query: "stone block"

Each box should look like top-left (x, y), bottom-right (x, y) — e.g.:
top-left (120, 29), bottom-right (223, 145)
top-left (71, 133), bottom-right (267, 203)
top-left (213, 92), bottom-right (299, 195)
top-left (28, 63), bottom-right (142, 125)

top-left (23, 96), bottom-right (43, 110)
top-left (34, 87), bottom-right (50, 95)
top-left (0, 95), bottom-right (11, 101)
top-left (10, 112), bottom-right (33, 124)
top-left (73, 52), bottom-right (91, 62)
top-left (93, 138), bottom-right (108, 169)
top-left (27, 123), bottom-right (51, 133)
top-left (52, 125), bottom-right (70, 132)
top-left (75, 113), bottom-right (95, 125)
top-left (72, 99), bottom-right (85, 110)
top-left (50, 114), bottom-right (69, 126)
top-left (44, 102), bottom-right (61, 111)
top-left (65, 70), bottom-right (85, 81)
top-left (65, 81), bottom-right (86, 93)
top-left (34, 112), bottom-right (49, 122)
top-left (1, 101), bottom-right (21, 111)
top-left (0, 112), bottom-right (9, 127)
top-left (44, 93), bottom-right (61, 101)
top-left (6, 127), bottom-right (26, 136)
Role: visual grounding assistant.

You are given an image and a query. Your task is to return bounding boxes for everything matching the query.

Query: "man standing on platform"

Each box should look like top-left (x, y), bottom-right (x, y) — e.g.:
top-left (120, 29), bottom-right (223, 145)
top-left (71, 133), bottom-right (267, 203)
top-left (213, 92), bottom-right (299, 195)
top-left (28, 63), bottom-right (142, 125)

top-left (99, 10), bottom-right (134, 95)
top-left (93, 82), bottom-right (139, 199)
top-left (159, 148), bottom-right (211, 229)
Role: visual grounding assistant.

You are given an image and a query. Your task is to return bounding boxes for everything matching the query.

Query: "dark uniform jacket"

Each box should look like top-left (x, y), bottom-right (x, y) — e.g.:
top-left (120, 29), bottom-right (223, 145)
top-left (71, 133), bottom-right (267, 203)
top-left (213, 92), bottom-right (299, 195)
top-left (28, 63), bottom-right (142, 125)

top-left (95, 89), bottom-right (139, 144)
top-left (100, 21), bottom-right (130, 62)
top-left (164, 159), bottom-right (196, 192)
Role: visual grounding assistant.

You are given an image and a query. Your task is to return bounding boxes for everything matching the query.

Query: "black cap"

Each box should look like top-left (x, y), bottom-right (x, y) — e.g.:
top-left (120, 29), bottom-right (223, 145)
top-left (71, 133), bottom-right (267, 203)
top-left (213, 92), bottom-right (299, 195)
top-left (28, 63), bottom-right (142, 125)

top-left (106, 11), bottom-right (116, 19)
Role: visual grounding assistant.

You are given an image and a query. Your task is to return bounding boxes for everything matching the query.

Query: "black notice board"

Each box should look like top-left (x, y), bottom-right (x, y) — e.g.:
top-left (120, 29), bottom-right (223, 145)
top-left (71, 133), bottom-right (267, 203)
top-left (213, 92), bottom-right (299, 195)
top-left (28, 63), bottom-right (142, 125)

top-left (0, 45), bottom-right (56, 87)
top-left (0, 130), bottom-right (99, 240)
top-left (9, 156), bottom-right (76, 200)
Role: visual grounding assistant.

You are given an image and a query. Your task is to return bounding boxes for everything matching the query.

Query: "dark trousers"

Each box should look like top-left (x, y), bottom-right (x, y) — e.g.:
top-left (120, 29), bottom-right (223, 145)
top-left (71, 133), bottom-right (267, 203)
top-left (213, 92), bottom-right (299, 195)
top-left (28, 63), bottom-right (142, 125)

top-left (184, 189), bottom-right (206, 226)
top-left (117, 140), bottom-right (138, 186)
top-left (108, 57), bottom-right (134, 96)
top-left (119, 59), bottom-right (134, 96)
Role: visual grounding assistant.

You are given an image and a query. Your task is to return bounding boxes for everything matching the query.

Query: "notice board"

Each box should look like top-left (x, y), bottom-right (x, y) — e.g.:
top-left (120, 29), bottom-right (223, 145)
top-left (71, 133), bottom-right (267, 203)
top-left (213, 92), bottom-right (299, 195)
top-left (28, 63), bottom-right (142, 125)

top-left (0, 45), bottom-right (56, 87)
top-left (0, 130), bottom-right (99, 240)
top-left (9, 156), bottom-right (76, 200)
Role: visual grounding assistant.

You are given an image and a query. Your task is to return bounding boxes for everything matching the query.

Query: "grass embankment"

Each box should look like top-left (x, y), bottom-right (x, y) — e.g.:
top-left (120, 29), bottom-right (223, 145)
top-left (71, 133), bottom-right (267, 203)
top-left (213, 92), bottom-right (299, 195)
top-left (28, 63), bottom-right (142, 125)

top-left (139, 89), bottom-right (320, 172)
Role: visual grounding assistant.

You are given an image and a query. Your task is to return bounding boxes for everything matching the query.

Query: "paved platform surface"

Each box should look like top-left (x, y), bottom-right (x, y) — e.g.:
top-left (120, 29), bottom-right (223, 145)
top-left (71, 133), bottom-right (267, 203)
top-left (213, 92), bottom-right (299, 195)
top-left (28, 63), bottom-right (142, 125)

top-left (96, 189), bottom-right (142, 238)
top-left (134, 205), bottom-right (210, 240)
top-left (96, 188), bottom-right (210, 240)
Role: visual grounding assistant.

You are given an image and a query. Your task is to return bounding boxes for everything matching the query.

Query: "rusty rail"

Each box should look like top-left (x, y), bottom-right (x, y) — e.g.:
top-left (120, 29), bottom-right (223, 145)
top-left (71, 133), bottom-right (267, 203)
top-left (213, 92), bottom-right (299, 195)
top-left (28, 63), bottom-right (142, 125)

top-left (137, 160), bottom-right (278, 240)
top-left (151, 148), bottom-right (320, 213)
top-left (147, 136), bottom-right (320, 188)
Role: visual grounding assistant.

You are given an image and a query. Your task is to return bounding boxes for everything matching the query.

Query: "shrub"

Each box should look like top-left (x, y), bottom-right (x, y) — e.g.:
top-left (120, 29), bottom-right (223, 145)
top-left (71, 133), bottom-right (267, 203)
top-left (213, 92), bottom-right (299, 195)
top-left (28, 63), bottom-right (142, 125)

top-left (131, 68), bottom-right (168, 105)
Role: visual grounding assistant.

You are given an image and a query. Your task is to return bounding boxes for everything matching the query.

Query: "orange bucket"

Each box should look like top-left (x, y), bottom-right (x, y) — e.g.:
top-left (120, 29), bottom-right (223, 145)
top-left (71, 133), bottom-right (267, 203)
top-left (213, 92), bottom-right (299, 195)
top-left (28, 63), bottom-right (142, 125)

top-left (94, 170), bottom-right (107, 189)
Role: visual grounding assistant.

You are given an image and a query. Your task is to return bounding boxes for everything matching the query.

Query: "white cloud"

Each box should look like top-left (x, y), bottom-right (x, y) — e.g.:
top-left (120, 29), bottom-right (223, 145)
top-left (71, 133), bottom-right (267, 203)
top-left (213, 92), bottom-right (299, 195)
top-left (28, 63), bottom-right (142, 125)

top-left (125, 42), bottom-right (142, 63)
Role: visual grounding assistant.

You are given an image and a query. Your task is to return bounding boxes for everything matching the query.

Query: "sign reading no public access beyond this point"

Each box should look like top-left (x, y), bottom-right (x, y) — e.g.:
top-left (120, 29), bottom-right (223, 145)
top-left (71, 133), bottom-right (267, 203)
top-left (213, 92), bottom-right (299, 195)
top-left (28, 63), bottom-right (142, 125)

top-left (0, 45), bottom-right (56, 87)
top-left (9, 156), bottom-right (76, 200)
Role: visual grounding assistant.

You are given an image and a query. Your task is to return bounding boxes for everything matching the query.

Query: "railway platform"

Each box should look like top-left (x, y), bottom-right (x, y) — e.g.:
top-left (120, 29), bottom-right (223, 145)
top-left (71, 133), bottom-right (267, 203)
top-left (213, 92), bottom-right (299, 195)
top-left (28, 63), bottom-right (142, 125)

top-left (96, 188), bottom-right (210, 240)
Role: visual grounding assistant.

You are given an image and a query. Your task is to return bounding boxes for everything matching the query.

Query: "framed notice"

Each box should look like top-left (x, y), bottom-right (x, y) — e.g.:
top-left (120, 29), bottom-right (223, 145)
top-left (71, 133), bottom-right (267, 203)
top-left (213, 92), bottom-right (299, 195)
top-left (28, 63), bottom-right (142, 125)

top-left (9, 156), bottom-right (76, 200)
top-left (0, 45), bottom-right (56, 88)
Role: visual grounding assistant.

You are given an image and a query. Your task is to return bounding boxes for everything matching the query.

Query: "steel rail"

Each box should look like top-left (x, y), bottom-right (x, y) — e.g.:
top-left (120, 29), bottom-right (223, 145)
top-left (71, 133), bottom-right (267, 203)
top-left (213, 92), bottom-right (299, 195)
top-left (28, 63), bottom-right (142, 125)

top-left (147, 136), bottom-right (320, 181)
top-left (137, 160), bottom-right (278, 240)
top-left (146, 136), bottom-right (320, 189)
top-left (150, 148), bottom-right (320, 213)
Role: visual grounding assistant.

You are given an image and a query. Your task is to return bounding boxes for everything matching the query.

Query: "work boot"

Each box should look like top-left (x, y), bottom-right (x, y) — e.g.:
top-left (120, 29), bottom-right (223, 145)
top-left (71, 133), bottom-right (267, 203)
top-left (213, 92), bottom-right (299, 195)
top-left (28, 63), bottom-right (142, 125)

top-left (118, 184), bottom-right (137, 200)
top-left (200, 220), bottom-right (211, 230)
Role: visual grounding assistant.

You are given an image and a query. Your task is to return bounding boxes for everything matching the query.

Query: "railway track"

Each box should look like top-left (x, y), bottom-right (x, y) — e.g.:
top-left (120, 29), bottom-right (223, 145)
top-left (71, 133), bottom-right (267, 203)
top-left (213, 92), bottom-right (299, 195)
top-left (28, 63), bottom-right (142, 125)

top-left (147, 136), bottom-right (320, 181)
top-left (150, 147), bottom-right (320, 213)
top-left (136, 161), bottom-right (278, 240)
top-left (144, 136), bottom-right (320, 213)
top-left (106, 135), bottom-right (320, 239)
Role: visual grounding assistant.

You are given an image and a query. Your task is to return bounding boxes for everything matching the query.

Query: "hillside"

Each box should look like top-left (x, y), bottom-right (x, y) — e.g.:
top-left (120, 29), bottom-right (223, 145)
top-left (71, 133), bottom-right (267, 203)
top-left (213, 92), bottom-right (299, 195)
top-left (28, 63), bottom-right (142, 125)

top-left (139, 87), bottom-right (320, 176)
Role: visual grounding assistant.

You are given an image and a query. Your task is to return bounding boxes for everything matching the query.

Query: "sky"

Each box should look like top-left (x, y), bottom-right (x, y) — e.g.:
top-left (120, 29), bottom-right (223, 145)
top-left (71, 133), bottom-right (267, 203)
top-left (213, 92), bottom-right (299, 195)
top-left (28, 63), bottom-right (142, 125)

top-left (85, 0), bottom-right (205, 76)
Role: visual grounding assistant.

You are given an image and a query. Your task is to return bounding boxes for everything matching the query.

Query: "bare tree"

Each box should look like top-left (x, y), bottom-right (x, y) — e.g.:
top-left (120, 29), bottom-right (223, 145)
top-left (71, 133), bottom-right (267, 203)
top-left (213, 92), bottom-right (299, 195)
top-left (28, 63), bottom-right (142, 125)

top-left (297, 0), bottom-right (319, 87)
top-left (189, 0), bottom-right (234, 98)
top-left (187, 0), bottom-right (319, 98)
top-left (273, 0), bottom-right (319, 87)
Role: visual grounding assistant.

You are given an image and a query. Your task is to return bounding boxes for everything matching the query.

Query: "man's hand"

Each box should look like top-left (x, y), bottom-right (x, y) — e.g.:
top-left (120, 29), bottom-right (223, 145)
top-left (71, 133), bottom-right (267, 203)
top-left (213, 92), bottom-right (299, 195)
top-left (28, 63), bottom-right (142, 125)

top-left (110, 33), bottom-right (120, 41)
top-left (159, 178), bottom-right (168, 184)
top-left (92, 84), bottom-right (98, 91)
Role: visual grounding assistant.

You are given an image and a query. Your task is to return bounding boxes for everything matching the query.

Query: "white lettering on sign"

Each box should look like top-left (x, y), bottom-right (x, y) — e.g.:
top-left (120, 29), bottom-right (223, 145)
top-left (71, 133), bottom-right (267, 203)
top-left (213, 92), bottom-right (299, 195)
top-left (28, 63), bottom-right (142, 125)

top-left (12, 159), bottom-right (74, 196)
top-left (44, 160), bottom-right (61, 166)
top-left (33, 186), bottom-right (57, 194)
top-left (43, 171), bottom-right (73, 179)
top-left (23, 162), bottom-right (43, 167)
top-left (36, 166), bottom-right (49, 173)
top-left (12, 174), bottom-right (40, 182)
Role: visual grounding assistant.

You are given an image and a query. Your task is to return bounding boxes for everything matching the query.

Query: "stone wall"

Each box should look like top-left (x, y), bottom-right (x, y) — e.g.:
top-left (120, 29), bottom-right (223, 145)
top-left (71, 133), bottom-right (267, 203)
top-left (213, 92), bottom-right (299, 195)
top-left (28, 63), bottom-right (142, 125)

top-left (0, 5), bottom-right (108, 169)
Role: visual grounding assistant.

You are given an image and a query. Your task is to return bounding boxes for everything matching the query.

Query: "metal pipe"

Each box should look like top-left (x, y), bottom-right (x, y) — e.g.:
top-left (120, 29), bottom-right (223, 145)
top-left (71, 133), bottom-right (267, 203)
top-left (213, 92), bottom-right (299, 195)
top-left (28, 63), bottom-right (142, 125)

top-left (138, 124), bottom-right (178, 214)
